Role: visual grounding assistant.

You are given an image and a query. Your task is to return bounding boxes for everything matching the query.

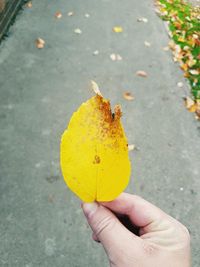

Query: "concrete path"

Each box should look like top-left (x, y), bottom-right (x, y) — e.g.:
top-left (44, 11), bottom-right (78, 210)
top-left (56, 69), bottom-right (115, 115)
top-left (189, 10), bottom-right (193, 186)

top-left (0, 0), bottom-right (200, 266)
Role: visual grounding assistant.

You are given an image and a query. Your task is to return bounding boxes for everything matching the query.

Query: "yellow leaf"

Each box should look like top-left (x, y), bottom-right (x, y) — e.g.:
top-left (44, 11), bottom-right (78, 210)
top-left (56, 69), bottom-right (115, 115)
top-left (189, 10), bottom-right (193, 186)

top-left (178, 37), bottom-right (185, 42)
top-left (113, 26), bottom-right (123, 33)
top-left (60, 94), bottom-right (131, 202)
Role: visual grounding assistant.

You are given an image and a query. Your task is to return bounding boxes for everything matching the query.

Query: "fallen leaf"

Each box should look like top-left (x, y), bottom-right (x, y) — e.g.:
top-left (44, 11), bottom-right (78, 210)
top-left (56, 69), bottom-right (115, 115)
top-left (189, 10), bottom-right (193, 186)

top-left (55, 12), bottom-right (62, 19)
top-left (35, 38), bottom-right (45, 49)
top-left (116, 54), bottom-right (122, 61)
top-left (195, 109), bottom-right (200, 119)
top-left (136, 70), bottom-right (148, 77)
top-left (137, 17), bottom-right (148, 23)
top-left (90, 80), bottom-right (102, 96)
top-left (110, 54), bottom-right (122, 61)
top-left (144, 41), bottom-right (151, 47)
top-left (110, 54), bottom-right (116, 61)
top-left (128, 144), bottom-right (135, 151)
top-left (113, 26), bottom-right (123, 33)
top-left (168, 40), bottom-right (176, 50)
top-left (123, 92), bottom-right (134, 101)
top-left (189, 69), bottom-right (199, 75)
top-left (93, 50), bottom-right (99, 55)
top-left (184, 97), bottom-right (197, 112)
top-left (26, 1), bottom-right (32, 8)
top-left (68, 11), bottom-right (74, 16)
top-left (180, 64), bottom-right (188, 72)
top-left (163, 46), bottom-right (169, 51)
top-left (177, 82), bottom-right (183, 88)
top-left (74, 28), bottom-right (82, 34)
top-left (60, 94), bottom-right (131, 202)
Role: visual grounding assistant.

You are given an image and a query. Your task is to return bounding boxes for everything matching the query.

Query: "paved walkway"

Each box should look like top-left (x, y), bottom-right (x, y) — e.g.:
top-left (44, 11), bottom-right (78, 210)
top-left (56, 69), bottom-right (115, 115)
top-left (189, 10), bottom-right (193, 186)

top-left (0, 0), bottom-right (200, 266)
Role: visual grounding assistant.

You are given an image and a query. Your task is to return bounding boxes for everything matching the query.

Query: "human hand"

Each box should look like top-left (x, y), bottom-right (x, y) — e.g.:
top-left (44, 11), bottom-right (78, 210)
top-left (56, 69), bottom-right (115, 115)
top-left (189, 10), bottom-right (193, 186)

top-left (82, 193), bottom-right (190, 267)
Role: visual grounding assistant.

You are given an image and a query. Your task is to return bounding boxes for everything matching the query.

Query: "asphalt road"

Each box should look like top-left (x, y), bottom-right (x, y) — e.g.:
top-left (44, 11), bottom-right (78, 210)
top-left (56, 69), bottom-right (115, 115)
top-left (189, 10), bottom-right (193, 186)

top-left (0, 0), bottom-right (200, 266)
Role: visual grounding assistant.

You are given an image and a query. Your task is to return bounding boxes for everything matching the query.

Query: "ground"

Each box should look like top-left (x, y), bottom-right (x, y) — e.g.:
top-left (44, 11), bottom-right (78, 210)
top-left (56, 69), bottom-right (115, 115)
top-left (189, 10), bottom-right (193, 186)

top-left (0, 0), bottom-right (200, 266)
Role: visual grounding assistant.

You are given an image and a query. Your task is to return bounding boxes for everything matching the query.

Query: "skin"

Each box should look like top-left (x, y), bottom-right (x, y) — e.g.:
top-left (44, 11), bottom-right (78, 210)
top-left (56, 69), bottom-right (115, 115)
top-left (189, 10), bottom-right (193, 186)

top-left (82, 193), bottom-right (190, 267)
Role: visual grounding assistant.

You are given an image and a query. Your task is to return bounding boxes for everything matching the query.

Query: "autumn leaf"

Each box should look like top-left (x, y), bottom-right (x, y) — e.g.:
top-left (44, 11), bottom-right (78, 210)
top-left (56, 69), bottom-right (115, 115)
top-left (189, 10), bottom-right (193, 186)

top-left (26, 1), bottom-right (32, 8)
top-left (137, 17), bottom-right (148, 23)
top-left (128, 144), bottom-right (135, 151)
top-left (68, 11), bottom-right (74, 16)
top-left (123, 92), bottom-right (134, 101)
top-left (184, 97), bottom-right (197, 112)
top-left (93, 50), bottom-right (99, 55)
top-left (177, 82), bottom-right (183, 88)
top-left (136, 70), bottom-right (148, 77)
top-left (110, 54), bottom-right (122, 61)
top-left (90, 80), bottom-right (102, 96)
top-left (74, 28), bottom-right (82, 34)
top-left (113, 26), bottom-right (123, 33)
top-left (60, 94), bottom-right (131, 202)
top-left (155, 0), bottom-right (200, 102)
top-left (35, 38), bottom-right (45, 49)
top-left (55, 12), bottom-right (62, 19)
top-left (144, 41), bottom-right (151, 47)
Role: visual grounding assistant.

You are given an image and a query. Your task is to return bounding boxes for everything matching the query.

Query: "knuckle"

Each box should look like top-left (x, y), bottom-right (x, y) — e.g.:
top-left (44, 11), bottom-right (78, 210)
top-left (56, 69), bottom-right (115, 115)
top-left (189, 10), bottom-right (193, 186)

top-left (142, 241), bottom-right (158, 256)
top-left (94, 215), bottom-right (116, 237)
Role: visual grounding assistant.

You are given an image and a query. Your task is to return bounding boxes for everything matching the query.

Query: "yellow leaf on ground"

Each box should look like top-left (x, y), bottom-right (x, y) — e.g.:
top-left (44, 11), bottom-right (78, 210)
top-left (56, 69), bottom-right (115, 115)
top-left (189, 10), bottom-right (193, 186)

top-left (113, 26), bottom-right (123, 33)
top-left (60, 94), bottom-right (131, 202)
top-left (184, 96), bottom-right (197, 112)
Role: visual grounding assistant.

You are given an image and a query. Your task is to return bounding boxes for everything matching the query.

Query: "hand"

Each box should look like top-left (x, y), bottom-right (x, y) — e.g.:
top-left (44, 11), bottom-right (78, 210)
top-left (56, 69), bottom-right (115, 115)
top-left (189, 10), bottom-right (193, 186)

top-left (82, 193), bottom-right (190, 267)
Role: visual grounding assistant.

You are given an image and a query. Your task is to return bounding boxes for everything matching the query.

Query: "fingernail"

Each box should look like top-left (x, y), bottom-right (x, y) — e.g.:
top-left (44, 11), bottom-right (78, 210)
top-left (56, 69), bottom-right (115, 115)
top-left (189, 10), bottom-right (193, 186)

top-left (82, 202), bottom-right (98, 217)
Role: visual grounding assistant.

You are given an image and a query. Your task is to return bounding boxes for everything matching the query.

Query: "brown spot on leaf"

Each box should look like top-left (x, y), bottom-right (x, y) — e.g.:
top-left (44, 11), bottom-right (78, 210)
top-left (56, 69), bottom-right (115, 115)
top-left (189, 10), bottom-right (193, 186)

top-left (93, 155), bottom-right (101, 164)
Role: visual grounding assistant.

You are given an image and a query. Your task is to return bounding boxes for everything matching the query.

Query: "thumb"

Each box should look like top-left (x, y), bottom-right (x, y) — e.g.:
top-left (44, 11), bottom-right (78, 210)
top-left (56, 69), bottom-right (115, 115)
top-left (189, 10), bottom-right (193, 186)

top-left (82, 202), bottom-right (141, 256)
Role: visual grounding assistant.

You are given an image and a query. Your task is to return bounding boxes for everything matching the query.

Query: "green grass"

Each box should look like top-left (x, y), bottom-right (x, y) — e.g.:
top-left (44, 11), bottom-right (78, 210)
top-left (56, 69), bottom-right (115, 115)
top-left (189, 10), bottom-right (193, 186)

top-left (156, 0), bottom-right (200, 99)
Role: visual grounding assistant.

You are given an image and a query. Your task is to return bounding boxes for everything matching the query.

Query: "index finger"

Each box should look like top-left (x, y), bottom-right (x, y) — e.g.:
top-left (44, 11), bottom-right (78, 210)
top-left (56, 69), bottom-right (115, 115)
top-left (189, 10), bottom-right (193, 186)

top-left (100, 193), bottom-right (165, 228)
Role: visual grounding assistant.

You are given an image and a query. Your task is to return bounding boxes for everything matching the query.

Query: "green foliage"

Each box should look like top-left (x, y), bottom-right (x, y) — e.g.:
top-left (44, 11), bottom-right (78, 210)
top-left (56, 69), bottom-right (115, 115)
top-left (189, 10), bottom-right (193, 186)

top-left (156, 0), bottom-right (200, 99)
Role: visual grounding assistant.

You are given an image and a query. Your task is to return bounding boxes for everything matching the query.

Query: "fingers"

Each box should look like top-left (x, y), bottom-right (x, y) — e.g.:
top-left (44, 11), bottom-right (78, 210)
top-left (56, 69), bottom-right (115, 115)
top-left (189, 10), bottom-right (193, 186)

top-left (92, 232), bottom-right (100, 243)
top-left (82, 202), bottom-right (142, 255)
top-left (100, 193), bottom-right (166, 229)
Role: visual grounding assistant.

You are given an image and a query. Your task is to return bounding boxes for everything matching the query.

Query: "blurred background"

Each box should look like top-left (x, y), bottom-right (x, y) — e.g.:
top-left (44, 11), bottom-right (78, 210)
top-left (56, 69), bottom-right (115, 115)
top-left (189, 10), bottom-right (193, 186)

top-left (0, 0), bottom-right (200, 266)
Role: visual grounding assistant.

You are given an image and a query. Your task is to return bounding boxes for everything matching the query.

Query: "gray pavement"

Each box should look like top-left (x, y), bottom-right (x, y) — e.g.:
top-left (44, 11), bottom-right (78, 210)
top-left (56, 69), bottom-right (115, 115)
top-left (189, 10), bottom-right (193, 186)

top-left (0, 0), bottom-right (200, 266)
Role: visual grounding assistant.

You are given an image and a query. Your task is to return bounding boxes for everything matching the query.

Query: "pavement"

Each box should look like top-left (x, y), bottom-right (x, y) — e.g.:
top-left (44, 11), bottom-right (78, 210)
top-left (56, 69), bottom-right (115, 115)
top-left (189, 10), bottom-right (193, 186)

top-left (0, 0), bottom-right (200, 266)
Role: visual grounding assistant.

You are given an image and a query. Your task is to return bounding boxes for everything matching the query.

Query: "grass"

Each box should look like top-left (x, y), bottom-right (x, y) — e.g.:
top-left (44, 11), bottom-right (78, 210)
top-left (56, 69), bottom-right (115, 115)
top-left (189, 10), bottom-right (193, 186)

top-left (155, 0), bottom-right (200, 99)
